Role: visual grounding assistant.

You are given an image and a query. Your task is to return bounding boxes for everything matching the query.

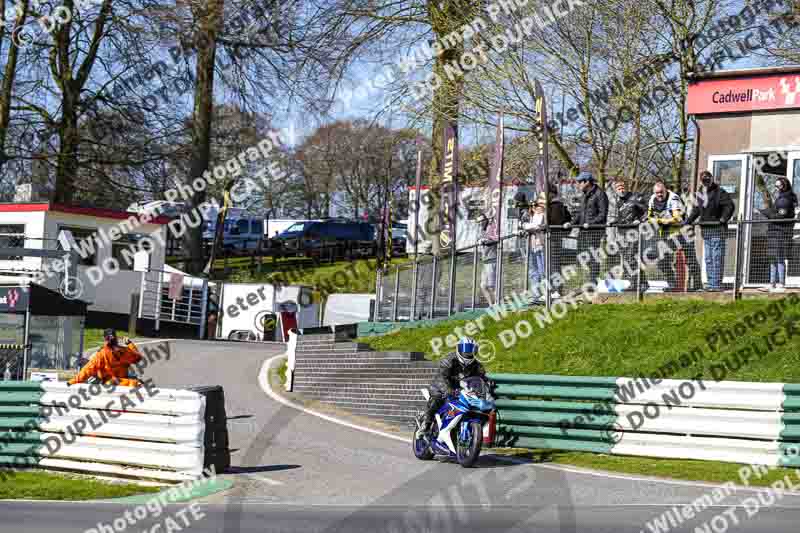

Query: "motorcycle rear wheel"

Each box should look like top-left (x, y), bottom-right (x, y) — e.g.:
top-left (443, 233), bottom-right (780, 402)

top-left (456, 421), bottom-right (482, 468)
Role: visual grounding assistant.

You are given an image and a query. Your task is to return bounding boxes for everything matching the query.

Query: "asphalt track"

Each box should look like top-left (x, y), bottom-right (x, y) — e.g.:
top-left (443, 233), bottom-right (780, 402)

top-left (2, 339), bottom-right (800, 533)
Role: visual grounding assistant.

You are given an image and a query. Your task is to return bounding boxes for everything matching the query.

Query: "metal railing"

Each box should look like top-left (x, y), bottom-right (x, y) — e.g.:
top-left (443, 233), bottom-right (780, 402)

top-left (375, 218), bottom-right (800, 320)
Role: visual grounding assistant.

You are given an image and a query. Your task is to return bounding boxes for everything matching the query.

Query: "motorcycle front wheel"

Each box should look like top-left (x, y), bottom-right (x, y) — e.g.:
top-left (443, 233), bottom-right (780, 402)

top-left (456, 421), bottom-right (482, 467)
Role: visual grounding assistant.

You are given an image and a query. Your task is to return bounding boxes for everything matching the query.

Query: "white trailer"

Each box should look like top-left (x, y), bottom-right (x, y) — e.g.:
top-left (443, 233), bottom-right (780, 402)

top-left (216, 282), bottom-right (319, 341)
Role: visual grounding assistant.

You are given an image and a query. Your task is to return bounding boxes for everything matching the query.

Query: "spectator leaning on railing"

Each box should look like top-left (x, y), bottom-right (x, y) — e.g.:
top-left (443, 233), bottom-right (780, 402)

top-left (646, 181), bottom-right (702, 291)
top-left (565, 171), bottom-right (608, 284)
top-left (609, 179), bottom-right (647, 280)
top-left (686, 171), bottom-right (735, 292)
top-left (760, 177), bottom-right (798, 293)
top-left (521, 193), bottom-right (547, 302)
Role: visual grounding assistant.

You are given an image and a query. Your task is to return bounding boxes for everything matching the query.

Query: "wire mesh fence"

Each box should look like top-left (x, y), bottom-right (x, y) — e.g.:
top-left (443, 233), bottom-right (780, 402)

top-left (0, 348), bottom-right (24, 380)
top-left (432, 251), bottom-right (453, 319)
top-left (500, 234), bottom-right (526, 303)
top-left (742, 219), bottom-right (799, 292)
top-left (374, 218), bottom-right (799, 321)
top-left (452, 247), bottom-right (478, 313)
top-left (395, 264), bottom-right (415, 321)
top-left (415, 257), bottom-right (434, 320)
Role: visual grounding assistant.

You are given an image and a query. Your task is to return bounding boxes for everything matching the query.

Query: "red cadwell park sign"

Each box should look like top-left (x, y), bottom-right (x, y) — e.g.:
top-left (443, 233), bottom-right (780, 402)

top-left (688, 73), bottom-right (800, 115)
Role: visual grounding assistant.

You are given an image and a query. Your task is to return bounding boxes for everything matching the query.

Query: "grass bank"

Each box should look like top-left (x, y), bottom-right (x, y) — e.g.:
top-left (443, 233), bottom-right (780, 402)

top-left (360, 297), bottom-right (800, 485)
top-left (221, 257), bottom-right (406, 298)
top-left (361, 298), bottom-right (800, 382)
top-left (0, 471), bottom-right (160, 500)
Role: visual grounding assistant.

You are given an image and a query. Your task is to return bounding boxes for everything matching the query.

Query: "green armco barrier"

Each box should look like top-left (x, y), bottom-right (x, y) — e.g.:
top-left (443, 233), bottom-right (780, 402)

top-left (494, 384), bottom-right (617, 401)
top-left (0, 381), bottom-right (44, 391)
top-left (488, 372), bottom-right (800, 468)
top-left (0, 383), bottom-right (46, 469)
top-left (0, 381), bottom-right (45, 407)
top-left (0, 431), bottom-right (45, 467)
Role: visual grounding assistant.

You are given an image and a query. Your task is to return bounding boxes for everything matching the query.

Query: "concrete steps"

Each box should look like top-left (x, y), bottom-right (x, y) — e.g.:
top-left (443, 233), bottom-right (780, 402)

top-left (292, 363), bottom-right (438, 373)
top-left (291, 333), bottom-right (438, 426)
top-left (292, 382), bottom-right (430, 396)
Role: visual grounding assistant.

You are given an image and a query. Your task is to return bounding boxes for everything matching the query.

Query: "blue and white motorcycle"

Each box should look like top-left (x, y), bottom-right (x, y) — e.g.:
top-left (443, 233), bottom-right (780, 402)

top-left (413, 376), bottom-right (496, 468)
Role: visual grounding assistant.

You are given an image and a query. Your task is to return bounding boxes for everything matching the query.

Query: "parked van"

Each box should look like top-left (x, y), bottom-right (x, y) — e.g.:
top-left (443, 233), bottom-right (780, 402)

top-left (203, 207), bottom-right (264, 251)
top-left (271, 219), bottom-right (376, 259)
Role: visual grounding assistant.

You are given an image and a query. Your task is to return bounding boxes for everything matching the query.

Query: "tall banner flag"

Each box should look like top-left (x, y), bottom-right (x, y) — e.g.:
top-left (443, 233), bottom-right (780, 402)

top-left (440, 120), bottom-right (459, 250)
top-left (534, 80), bottom-right (550, 224)
top-left (486, 113), bottom-right (505, 241)
top-left (412, 136), bottom-right (424, 256)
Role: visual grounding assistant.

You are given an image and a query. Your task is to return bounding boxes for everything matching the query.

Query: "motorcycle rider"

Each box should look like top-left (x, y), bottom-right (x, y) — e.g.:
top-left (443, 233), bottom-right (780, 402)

top-left (69, 329), bottom-right (143, 387)
top-left (419, 337), bottom-right (487, 436)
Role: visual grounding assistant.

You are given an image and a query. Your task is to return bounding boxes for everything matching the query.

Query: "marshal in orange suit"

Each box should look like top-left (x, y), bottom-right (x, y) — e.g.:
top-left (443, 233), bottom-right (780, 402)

top-left (69, 329), bottom-right (142, 387)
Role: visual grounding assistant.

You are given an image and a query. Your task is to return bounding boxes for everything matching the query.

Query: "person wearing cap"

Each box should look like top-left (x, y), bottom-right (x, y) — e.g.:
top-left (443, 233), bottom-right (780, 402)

top-left (565, 171), bottom-right (608, 283)
top-left (69, 329), bottom-right (143, 387)
top-left (609, 178), bottom-right (646, 277)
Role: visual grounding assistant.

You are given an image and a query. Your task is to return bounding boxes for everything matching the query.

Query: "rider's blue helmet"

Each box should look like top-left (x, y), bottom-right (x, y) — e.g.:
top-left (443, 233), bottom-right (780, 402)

top-left (456, 337), bottom-right (478, 365)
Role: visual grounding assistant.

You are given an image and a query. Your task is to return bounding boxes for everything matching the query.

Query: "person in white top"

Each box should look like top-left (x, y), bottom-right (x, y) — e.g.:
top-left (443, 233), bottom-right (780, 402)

top-left (522, 193), bottom-right (547, 300)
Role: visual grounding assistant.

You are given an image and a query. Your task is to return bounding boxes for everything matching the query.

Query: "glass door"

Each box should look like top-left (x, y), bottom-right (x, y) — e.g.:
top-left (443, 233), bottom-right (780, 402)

top-left (707, 155), bottom-right (749, 285)
top-left (787, 152), bottom-right (800, 286)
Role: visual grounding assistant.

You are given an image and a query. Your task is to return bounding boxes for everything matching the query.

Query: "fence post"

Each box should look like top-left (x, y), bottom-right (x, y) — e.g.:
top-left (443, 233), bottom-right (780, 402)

top-left (732, 220), bottom-right (742, 302)
top-left (155, 274), bottom-right (163, 332)
top-left (138, 271), bottom-right (146, 318)
top-left (637, 225), bottom-right (644, 302)
top-left (374, 268), bottom-right (383, 322)
top-left (198, 279), bottom-right (209, 339)
top-left (392, 267), bottom-right (400, 322)
top-left (129, 294), bottom-right (139, 338)
top-left (471, 246), bottom-right (478, 311)
top-left (544, 228), bottom-right (552, 311)
top-left (22, 308), bottom-right (30, 380)
top-left (523, 233), bottom-right (531, 294)
top-left (448, 250), bottom-right (456, 315)
top-left (429, 255), bottom-right (437, 320)
top-left (410, 259), bottom-right (418, 321)
top-left (496, 237), bottom-right (504, 305)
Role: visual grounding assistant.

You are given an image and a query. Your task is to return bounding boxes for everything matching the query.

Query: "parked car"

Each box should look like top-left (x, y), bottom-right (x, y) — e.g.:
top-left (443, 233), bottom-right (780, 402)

top-left (391, 225), bottom-right (408, 257)
top-left (270, 219), bottom-right (376, 260)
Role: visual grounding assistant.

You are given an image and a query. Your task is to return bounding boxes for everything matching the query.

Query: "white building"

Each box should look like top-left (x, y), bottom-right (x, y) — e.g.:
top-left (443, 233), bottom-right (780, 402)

top-left (0, 202), bottom-right (170, 322)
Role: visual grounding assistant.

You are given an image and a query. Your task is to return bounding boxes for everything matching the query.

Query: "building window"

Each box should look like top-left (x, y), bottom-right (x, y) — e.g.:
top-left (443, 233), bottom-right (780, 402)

top-left (112, 234), bottom-right (136, 270)
top-left (113, 234), bottom-right (152, 270)
top-left (0, 224), bottom-right (25, 260)
top-left (58, 226), bottom-right (96, 266)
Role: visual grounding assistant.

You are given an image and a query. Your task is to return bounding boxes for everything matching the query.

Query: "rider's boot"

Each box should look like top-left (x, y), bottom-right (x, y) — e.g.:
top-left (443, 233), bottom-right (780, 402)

top-left (417, 412), bottom-right (433, 438)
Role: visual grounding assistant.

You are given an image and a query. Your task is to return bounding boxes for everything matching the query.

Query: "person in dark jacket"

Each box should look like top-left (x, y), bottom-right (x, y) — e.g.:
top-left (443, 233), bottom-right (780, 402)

top-left (566, 171), bottom-right (608, 283)
top-left (686, 171), bottom-right (735, 291)
top-left (761, 177), bottom-right (798, 292)
top-left (609, 179), bottom-right (646, 278)
top-left (418, 337), bottom-right (486, 436)
top-left (546, 183), bottom-right (572, 226)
